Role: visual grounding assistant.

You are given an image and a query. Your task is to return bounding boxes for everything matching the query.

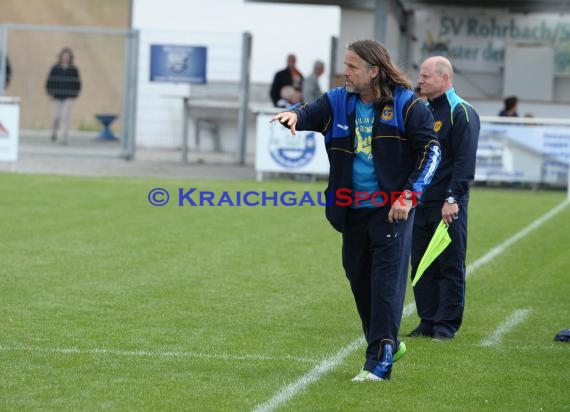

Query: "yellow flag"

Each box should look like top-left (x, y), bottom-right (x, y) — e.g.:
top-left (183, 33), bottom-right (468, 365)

top-left (412, 220), bottom-right (452, 287)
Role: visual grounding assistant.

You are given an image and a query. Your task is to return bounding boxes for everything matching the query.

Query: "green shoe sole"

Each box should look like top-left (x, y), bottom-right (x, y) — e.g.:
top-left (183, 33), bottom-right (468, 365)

top-left (393, 341), bottom-right (406, 362)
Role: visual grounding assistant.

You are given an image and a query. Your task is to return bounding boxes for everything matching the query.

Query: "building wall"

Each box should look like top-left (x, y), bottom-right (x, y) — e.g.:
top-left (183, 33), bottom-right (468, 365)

top-left (132, 0), bottom-right (340, 85)
top-left (1, 0), bottom-right (130, 130)
top-left (131, 0), bottom-right (340, 150)
top-left (130, 1), bottom-right (570, 150)
top-left (410, 7), bottom-right (570, 102)
top-left (335, 7), bottom-right (402, 72)
top-left (335, 4), bottom-right (570, 119)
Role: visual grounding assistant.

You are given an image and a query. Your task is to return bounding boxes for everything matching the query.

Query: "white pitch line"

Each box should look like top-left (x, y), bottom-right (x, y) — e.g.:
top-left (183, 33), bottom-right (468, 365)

top-left (479, 309), bottom-right (531, 347)
top-left (466, 200), bottom-right (570, 274)
top-left (253, 199), bottom-right (569, 412)
top-left (252, 336), bottom-right (364, 412)
top-left (0, 345), bottom-right (318, 364)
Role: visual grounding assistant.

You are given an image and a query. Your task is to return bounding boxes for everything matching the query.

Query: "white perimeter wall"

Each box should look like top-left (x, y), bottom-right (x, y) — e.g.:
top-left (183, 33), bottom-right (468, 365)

top-left (132, 0), bottom-right (340, 148)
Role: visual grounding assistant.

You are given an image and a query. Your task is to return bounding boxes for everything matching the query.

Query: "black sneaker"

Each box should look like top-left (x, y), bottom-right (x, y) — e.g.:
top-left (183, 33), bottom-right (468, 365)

top-left (432, 333), bottom-right (453, 341)
top-left (407, 325), bottom-right (432, 338)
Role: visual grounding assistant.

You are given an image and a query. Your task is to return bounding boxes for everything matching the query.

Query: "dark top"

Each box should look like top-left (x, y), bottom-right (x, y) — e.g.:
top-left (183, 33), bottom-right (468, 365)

top-left (270, 67), bottom-right (303, 106)
top-left (46, 64), bottom-right (81, 100)
top-left (5, 56), bottom-right (11, 86)
top-left (498, 109), bottom-right (518, 117)
top-left (420, 88), bottom-right (480, 206)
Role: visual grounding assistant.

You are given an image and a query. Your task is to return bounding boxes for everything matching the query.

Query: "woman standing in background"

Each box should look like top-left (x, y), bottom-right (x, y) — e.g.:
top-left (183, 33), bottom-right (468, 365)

top-left (46, 47), bottom-right (81, 145)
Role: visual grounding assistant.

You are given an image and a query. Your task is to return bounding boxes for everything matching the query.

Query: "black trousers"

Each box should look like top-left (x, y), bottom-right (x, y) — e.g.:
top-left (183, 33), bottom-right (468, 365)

top-left (342, 206), bottom-right (414, 372)
top-left (411, 203), bottom-right (468, 337)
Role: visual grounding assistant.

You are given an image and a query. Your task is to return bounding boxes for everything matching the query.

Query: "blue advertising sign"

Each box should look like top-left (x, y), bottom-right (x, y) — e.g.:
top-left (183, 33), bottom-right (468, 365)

top-left (149, 45), bottom-right (207, 83)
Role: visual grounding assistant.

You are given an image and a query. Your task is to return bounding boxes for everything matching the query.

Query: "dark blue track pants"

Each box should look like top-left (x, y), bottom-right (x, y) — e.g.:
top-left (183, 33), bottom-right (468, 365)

top-left (411, 203), bottom-right (468, 337)
top-left (342, 207), bottom-right (414, 371)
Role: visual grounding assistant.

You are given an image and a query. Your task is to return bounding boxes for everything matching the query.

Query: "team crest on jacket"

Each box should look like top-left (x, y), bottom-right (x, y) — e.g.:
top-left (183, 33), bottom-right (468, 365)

top-left (434, 120), bottom-right (443, 132)
top-left (381, 106), bottom-right (394, 121)
top-left (268, 123), bottom-right (316, 168)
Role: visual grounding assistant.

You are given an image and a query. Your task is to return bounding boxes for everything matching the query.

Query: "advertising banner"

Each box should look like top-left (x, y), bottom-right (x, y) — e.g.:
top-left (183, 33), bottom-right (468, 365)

top-left (414, 8), bottom-right (570, 75)
top-left (149, 44), bottom-right (207, 83)
top-left (255, 114), bottom-right (329, 178)
top-left (256, 113), bottom-right (570, 186)
top-left (0, 97), bottom-right (19, 162)
top-left (476, 121), bottom-right (570, 185)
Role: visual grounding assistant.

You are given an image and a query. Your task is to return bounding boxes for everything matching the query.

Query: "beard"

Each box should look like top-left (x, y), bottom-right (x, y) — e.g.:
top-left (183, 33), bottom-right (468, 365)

top-left (345, 81), bottom-right (358, 94)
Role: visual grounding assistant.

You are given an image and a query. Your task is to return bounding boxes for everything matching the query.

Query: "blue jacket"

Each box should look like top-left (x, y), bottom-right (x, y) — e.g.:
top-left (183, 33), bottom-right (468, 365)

top-left (420, 87), bottom-right (480, 206)
top-left (292, 86), bottom-right (440, 232)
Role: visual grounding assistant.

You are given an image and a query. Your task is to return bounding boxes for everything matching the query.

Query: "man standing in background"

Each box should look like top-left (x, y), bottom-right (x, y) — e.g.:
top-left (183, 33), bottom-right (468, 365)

top-left (302, 60), bottom-right (324, 104)
top-left (270, 53), bottom-right (303, 107)
top-left (409, 56), bottom-right (480, 341)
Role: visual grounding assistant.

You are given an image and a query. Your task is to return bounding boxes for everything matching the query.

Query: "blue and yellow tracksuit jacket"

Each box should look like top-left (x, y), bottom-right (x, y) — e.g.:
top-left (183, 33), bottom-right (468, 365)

top-left (292, 86), bottom-right (441, 232)
top-left (419, 87), bottom-right (480, 206)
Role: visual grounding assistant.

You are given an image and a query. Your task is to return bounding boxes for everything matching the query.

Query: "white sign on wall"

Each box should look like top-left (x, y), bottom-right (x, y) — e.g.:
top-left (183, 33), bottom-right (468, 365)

top-left (255, 114), bottom-right (329, 180)
top-left (0, 97), bottom-right (20, 162)
top-left (414, 8), bottom-right (570, 75)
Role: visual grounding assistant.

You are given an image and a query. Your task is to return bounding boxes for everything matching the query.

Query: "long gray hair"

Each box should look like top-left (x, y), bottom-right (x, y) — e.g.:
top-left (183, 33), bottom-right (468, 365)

top-left (348, 40), bottom-right (411, 104)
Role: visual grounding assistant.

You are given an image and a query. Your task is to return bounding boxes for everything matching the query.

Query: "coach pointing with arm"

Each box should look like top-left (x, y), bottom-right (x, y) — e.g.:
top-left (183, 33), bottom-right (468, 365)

top-left (407, 56), bottom-right (480, 341)
top-left (273, 40), bottom-right (440, 382)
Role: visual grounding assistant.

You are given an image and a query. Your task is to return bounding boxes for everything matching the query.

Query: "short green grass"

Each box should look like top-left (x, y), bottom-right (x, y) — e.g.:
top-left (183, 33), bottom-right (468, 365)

top-left (0, 174), bottom-right (568, 411)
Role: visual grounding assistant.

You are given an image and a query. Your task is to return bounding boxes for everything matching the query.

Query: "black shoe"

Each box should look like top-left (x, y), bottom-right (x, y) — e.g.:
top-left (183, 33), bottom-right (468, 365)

top-left (50, 134), bottom-right (56, 142)
top-left (432, 333), bottom-right (453, 341)
top-left (407, 326), bottom-right (432, 338)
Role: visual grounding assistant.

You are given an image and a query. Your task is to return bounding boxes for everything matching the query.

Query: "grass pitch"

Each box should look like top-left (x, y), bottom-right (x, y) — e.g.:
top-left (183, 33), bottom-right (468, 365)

top-left (0, 173), bottom-right (568, 411)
